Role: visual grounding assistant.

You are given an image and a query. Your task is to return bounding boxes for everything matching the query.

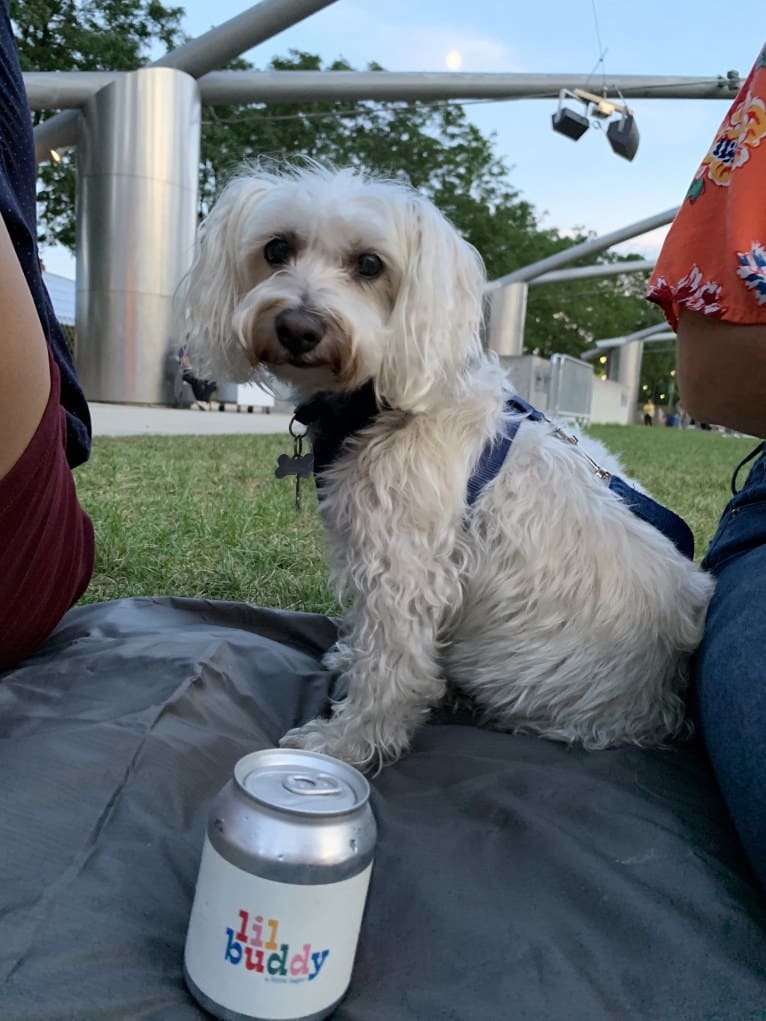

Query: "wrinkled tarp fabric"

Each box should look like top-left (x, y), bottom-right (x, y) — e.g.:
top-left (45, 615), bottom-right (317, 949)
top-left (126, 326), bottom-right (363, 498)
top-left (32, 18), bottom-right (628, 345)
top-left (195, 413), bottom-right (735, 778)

top-left (0, 597), bottom-right (764, 1020)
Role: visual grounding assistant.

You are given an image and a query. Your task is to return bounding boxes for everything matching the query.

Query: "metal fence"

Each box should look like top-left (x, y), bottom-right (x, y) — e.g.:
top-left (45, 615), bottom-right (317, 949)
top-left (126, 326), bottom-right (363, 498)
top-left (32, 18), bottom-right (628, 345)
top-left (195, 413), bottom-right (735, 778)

top-left (503, 352), bottom-right (593, 422)
top-left (549, 354), bottom-right (593, 423)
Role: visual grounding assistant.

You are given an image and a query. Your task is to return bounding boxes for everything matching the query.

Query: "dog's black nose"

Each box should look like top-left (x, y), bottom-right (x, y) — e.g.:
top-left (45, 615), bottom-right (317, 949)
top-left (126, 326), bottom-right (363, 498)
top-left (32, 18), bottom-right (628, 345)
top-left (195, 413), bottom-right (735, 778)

top-left (275, 307), bottom-right (326, 356)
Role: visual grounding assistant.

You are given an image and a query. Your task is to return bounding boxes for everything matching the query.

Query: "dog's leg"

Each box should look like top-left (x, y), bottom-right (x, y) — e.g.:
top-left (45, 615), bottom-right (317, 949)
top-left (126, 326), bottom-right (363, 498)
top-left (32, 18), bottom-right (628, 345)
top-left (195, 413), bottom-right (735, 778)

top-left (280, 405), bottom-right (471, 771)
top-left (281, 534), bottom-right (457, 771)
top-left (281, 608), bottom-right (447, 770)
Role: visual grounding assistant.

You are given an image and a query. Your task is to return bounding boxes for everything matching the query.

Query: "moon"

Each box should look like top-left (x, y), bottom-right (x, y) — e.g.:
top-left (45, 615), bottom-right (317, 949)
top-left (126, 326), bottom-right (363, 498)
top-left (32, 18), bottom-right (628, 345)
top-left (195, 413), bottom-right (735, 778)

top-left (445, 50), bottom-right (462, 70)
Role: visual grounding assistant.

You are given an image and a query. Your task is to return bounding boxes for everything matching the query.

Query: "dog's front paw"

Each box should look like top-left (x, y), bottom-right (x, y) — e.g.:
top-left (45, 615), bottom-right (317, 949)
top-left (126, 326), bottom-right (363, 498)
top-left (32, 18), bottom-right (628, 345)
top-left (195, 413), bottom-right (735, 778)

top-left (279, 717), bottom-right (407, 773)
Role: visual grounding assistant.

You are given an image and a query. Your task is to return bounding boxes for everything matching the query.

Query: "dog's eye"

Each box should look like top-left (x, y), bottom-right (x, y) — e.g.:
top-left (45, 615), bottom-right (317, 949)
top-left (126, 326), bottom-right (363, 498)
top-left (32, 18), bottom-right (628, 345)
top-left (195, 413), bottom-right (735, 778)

top-left (264, 237), bottom-right (291, 264)
top-left (356, 252), bottom-right (383, 279)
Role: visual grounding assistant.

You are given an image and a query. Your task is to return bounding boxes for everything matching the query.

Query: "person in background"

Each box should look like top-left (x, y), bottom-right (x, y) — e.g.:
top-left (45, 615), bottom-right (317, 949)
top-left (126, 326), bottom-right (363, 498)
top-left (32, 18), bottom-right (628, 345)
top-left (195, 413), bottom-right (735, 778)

top-left (0, 0), bottom-right (94, 671)
top-left (178, 343), bottom-right (217, 410)
top-left (647, 43), bottom-right (766, 890)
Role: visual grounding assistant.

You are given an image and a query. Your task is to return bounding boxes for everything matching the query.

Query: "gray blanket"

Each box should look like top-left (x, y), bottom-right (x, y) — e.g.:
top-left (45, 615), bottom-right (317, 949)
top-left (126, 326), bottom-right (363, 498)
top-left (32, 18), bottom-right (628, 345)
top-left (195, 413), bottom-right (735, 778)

top-left (1, 597), bottom-right (764, 1020)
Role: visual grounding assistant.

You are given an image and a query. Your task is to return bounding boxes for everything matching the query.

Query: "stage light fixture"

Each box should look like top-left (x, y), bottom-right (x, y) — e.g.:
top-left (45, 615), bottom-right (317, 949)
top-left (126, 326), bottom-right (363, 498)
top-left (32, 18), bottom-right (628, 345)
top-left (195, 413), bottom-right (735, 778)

top-left (607, 112), bottom-right (640, 161)
top-left (551, 88), bottom-right (640, 162)
top-left (551, 89), bottom-right (590, 141)
top-left (551, 106), bottom-right (590, 141)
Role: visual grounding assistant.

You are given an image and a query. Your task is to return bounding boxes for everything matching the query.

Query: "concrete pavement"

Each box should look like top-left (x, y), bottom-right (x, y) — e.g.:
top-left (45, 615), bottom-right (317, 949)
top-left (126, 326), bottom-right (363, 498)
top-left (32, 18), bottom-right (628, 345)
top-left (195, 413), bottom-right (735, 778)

top-left (89, 402), bottom-right (293, 437)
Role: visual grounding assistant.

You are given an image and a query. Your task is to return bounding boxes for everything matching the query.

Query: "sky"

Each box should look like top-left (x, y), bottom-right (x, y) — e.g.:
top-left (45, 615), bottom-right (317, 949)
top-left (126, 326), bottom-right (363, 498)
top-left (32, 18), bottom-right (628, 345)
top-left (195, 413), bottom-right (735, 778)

top-left (42, 0), bottom-right (764, 275)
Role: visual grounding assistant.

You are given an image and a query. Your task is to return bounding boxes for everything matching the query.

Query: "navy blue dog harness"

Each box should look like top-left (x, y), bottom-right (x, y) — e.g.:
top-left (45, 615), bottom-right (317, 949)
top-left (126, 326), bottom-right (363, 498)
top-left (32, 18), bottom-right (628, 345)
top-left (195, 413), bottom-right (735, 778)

top-left (466, 395), bottom-right (546, 507)
top-left (468, 395), bottom-right (695, 560)
top-left (293, 387), bottom-right (695, 560)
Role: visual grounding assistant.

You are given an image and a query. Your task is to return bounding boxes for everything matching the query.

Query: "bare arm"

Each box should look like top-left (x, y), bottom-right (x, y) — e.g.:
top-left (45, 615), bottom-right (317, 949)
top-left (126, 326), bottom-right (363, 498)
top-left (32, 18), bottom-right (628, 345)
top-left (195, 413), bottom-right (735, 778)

top-left (676, 309), bottom-right (766, 437)
top-left (0, 214), bottom-right (51, 478)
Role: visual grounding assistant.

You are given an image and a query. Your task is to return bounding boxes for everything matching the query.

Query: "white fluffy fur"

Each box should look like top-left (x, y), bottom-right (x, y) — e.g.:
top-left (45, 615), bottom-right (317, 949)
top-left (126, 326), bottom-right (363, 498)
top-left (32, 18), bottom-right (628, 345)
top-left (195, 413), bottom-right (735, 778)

top-left (181, 164), bottom-right (715, 772)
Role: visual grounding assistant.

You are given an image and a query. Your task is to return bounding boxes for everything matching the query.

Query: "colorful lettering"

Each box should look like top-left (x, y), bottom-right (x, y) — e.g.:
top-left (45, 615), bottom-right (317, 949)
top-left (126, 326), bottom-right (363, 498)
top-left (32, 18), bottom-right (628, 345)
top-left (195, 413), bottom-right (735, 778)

top-left (309, 949), bottom-right (329, 981)
top-left (267, 944), bottom-right (288, 976)
top-left (289, 944), bottom-right (311, 977)
top-left (234, 911), bottom-right (248, 943)
top-left (226, 908), bottom-right (329, 984)
top-left (263, 917), bottom-right (278, 950)
top-left (244, 947), bottom-right (265, 972)
top-left (251, 915), bottom-right (264, 947)
top-left (224, 928), bottom-right (243, 965)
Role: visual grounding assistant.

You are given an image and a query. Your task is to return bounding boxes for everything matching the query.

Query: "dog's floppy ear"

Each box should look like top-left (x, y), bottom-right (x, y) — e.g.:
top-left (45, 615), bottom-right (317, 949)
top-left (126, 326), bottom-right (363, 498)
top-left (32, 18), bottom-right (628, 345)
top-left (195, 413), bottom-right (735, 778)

top-left (377, 192), bottom-right (486, 412)
top-left (177, 174), bottom-right (274, 382)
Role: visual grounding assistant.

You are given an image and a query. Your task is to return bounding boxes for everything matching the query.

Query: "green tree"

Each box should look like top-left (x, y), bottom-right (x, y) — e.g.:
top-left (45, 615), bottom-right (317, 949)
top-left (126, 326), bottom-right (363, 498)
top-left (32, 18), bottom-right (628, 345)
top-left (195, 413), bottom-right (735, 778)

top-left (638, 344), bottom-right (678, 407)
top-left (10, 0), bottom-right (184, 248)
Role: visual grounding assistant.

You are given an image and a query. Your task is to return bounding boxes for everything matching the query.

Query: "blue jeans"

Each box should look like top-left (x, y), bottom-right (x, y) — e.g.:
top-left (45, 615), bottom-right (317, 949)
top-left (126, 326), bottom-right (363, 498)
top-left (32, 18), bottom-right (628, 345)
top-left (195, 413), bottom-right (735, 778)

top-left (694, 445), bottom-right (766, 889)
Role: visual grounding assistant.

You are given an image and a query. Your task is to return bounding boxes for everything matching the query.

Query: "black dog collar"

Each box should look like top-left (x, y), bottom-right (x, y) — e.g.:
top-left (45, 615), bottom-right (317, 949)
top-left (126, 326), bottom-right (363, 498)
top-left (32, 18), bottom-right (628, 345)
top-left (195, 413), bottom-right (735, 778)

top-left (293, 381), bottom-right (384, 485)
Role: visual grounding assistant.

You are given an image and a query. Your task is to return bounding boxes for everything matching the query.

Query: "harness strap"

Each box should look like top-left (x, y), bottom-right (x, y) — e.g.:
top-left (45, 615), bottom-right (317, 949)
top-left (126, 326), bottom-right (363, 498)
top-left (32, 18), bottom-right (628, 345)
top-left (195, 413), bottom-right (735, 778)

top-left (468, 397), bottom-right (696, 560)
top-left (466, 396), bottom-right (544, 507)
top-left (606, 476), bottom-right (695, 560)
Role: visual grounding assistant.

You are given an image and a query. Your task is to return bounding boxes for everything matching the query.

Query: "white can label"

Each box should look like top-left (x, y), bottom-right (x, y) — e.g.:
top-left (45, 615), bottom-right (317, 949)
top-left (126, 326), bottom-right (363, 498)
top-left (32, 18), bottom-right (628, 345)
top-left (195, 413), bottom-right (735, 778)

top-left (184, 835), bottom-right (372, 1020)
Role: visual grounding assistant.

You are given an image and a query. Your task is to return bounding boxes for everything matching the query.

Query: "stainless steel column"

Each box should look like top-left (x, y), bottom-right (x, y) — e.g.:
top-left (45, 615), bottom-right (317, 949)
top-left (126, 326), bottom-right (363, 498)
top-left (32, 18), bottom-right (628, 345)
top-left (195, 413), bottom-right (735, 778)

top-left (76, 67), bottom-right (200, 403)
top-left (487, 282), bottom-right (528, 356)
top-left (613, 339), bottom-right (644, 412)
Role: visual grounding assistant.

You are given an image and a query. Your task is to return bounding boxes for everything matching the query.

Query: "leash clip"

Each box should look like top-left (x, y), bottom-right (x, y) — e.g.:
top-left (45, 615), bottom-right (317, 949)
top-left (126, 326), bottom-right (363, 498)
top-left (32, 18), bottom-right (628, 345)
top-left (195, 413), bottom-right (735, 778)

top-left (551, 426), bottom-right (611, 481)
top-left (289, 415), bottom-right (308, 441)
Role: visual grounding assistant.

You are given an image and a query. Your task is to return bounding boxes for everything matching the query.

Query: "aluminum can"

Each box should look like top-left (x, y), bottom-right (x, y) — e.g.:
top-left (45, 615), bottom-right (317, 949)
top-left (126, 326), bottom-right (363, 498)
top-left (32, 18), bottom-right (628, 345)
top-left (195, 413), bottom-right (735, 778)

top-left (184, 748), bottom-right (376, 1021)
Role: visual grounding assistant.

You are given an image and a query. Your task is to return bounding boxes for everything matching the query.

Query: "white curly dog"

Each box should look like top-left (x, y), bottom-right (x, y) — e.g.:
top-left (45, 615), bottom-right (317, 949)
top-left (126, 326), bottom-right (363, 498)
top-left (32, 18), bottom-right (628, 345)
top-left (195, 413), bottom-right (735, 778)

top-left (182, 164), bottom-right (714, 772)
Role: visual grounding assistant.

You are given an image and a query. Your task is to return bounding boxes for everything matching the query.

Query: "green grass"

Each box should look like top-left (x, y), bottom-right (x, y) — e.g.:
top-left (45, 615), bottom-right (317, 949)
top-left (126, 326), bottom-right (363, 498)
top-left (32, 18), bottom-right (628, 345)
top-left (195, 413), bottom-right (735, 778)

top-left (75, 434), bottom-right (333, 612)
top-left (74, 425), bottom-right (757, 610)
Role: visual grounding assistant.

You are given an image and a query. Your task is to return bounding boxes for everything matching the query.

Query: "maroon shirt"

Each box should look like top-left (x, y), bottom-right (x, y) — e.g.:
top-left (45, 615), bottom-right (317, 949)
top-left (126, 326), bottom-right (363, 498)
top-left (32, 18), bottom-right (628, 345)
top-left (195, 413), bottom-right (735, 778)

top-left (0, 355), bottom-right (94, 671)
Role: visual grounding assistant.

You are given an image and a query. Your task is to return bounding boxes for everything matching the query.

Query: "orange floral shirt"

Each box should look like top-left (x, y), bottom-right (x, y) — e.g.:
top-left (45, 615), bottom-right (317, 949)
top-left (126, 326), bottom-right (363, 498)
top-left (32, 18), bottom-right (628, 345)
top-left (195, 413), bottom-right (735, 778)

top-left (647, 44), bottom-right (766, 328)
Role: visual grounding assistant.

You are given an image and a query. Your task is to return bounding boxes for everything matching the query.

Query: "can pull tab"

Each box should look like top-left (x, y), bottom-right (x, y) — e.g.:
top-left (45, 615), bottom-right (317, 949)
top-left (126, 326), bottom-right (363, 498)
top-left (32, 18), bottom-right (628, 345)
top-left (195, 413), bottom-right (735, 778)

top-left (282, 772), bottom-right (344, 797)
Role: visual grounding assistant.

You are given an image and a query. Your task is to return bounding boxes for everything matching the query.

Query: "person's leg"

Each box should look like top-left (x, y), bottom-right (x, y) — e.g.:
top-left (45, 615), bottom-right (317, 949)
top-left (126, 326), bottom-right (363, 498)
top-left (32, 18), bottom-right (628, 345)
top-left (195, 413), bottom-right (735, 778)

top-left (694, 454), bottom-right (766, 889)
top-left (0, 213), bottom-right (51, 478)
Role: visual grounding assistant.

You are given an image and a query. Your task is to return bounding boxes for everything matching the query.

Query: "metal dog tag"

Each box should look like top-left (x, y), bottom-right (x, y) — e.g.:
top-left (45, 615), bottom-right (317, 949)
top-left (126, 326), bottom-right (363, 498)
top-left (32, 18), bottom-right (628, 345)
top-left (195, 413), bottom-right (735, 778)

top-left (275, 418), bottom-right (314, 509)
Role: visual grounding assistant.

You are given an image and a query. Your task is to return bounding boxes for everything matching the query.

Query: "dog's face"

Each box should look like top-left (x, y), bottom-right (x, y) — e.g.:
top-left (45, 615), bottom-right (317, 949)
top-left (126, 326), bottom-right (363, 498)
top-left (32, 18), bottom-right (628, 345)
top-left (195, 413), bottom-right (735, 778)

top-left (181, 167), bottom-right (486, 411)
top-left (230, 176), bottom-right (403, 394)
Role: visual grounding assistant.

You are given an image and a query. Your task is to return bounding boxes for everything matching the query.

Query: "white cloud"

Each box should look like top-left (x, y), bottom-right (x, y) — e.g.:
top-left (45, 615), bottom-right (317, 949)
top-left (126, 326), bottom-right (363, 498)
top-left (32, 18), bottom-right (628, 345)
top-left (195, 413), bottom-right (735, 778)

top-left (613, 225), bottom-right (670, 259)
